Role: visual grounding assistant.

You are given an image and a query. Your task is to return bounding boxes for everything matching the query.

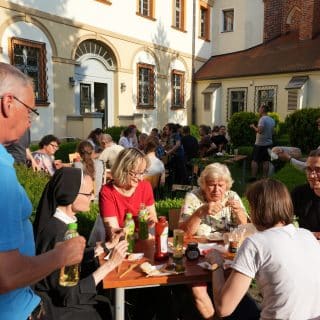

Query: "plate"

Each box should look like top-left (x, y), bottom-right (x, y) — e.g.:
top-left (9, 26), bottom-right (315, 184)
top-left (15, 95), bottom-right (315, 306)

top-left (206, 232), bottom-right (224, 241)
top-left (140, 262), bottom-right (184, 277)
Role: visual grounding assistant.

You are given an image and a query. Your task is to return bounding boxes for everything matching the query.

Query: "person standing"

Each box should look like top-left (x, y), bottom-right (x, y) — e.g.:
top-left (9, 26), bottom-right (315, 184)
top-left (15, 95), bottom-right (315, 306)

top-left (5, 128), bottom-right (40, 171)
top-left (0, 62), bottom-right (85, 320)
top-left (249, 105), bottom-right (275, 180)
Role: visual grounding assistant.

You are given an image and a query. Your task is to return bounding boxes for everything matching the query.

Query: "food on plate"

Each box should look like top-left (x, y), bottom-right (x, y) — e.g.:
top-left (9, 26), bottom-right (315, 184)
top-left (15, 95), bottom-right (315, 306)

top-left (162, 263), bottom-right (175, 272)
top-left (206, 232), bottom-right (223, 241)
top-left (127, 253), bottom-right (144, 261)
top-left (140, 262), bottom-right (161, 275)
top-left (196, 224), bottom-right (211, 237)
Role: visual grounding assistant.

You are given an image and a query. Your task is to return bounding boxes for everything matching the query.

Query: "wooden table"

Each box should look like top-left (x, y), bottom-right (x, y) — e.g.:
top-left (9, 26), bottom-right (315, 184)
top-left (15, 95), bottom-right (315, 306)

top-left (101, 238), bottom-right (212, 320)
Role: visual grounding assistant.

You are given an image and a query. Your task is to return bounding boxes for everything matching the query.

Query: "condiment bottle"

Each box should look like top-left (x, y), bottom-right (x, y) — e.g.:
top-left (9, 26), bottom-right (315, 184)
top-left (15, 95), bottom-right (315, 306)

top-left (185, 242), bottom-right (200, 261)
top-left (59, 223), bottom-right (80, 286)
top-left (154, 216), bottom-right (169, 261)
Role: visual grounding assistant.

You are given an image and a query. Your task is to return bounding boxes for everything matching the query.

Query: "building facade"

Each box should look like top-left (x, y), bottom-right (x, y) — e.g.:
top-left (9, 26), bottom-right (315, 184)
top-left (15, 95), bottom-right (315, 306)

top-left (0, 0), bottom-right (213, 140)
top-left (195, 0), bottom-right (320, 126)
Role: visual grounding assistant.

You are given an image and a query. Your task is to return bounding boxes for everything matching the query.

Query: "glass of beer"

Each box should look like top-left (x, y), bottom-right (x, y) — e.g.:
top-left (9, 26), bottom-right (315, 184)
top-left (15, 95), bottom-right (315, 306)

top-left (173, 229), bottom-right (184, 258)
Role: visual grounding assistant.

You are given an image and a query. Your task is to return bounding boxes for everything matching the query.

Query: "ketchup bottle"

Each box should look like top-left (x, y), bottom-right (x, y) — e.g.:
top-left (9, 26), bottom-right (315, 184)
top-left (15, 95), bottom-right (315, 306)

top-left (154, 216), bottom-right (169, 261)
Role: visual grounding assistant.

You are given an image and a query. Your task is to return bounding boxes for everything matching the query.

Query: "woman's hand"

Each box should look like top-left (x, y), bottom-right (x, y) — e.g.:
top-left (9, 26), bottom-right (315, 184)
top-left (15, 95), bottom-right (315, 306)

top-left (226, 199), bottom-right (247, 224)
top-left (108, 229), bottom-right (124, 248)
top-left (108, 240), bottom-right (128, 269)
top-left (204, 201), bottom-right (223, 216)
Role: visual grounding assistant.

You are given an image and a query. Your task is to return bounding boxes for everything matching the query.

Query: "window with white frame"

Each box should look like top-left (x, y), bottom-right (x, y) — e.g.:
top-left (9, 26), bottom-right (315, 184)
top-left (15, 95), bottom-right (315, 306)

top-left (173, 0), bottom-right (185, 30)
top-left (227, 88), bottom-right (247, 118)
top-left (137, 0), bottom-right (154, 19)
top-left (255, 86), bottom-right (277, 112)
top-left (10, 37), bottom-right (48, 105)
top-left (223, 9), bottom-right (234, 32)
top-left (171, 70), bottom-right (184, 109)
top-left (137, 63), bottom-right (155, 108)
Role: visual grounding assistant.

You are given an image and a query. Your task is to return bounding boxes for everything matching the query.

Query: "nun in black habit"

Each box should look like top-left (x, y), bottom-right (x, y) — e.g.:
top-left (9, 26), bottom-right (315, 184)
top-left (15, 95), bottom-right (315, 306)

top-left (34, 167), bottom-right (127, 320)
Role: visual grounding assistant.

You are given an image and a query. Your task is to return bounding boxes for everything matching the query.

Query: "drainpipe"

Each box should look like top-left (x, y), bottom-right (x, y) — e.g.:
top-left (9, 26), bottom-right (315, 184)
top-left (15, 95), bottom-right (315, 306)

top-left (191, 0), bottom-right (196, 124)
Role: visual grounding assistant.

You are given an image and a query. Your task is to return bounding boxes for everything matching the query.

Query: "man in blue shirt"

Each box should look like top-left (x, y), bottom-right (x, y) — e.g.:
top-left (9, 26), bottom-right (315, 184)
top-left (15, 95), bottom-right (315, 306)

top-left (0, 62), bottom-right (86, 320)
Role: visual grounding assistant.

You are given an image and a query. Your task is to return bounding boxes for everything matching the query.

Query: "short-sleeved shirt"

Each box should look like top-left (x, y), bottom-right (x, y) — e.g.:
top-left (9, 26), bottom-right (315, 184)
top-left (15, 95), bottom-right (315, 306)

top-left (5, 129), bottom-right (30, 164)
top-left (168, 133), bottom-right (184, 158)
top-left (0, 145), bottom-right (40, 320)
top-left (99, 180), bottom-right (154, 227)
top-left (255, 115), bottom-right (275, 146)
top-left (233, 224), bottom-right (320, 320)
top-left (180, 188), bottom-right (247, 235)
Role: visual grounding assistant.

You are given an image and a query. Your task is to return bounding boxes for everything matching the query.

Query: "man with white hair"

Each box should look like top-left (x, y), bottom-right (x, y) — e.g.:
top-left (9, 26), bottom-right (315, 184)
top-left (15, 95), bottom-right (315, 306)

top-left (0, 62), bottom-right (85, 320)
top-left (99, 133), bottom-right (124, 168)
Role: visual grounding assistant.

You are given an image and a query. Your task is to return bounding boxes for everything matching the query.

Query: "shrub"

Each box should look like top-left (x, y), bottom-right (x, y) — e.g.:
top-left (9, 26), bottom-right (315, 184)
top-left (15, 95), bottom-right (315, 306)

top-left (285, 108), bottom-right (320, 153)
top-left (155, 198), bottom-right (184, 219)
top-left (78, 202), bottom-right (100, 239)
top-left (15, 165), bottom-right (50, 220)
top-left (105, 126), bottom-right (126, 143)
top-left (189, 124), bottom-right (200, 140)
top-left (228, 112), bottom-right (258, 147)
top-left (55, 141), bottom-right (78, 163)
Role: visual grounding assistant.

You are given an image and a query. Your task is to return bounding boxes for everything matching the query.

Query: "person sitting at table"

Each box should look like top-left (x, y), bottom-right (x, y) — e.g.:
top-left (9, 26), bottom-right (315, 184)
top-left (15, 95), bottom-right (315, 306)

top-left (179, 163), bottom-right (248, 320)
top-left (291, 149), bottom-right (320, 233)
top-left (73, 140), bottom-right (104, 198)
top-left (207, 178), bottom-right (320, 319)
top-left (99, 147), bottom-right (158, 233)
top-left (180, 162), bottom-right (248, 236)
top-left (34, 167), bottom-right (127, 320)
top-left (32, 134), bottom-right (62, 176)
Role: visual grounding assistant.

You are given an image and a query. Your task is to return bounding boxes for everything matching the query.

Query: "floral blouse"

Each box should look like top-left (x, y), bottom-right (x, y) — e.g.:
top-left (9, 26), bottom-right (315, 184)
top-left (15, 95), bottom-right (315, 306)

top-left (180, 188), bottom-right (247, 235)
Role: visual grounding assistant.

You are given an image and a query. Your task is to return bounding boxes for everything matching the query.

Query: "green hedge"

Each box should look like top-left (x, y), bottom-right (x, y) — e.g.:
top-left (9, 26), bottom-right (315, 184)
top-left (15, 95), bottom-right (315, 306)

top-left (285, 108), bottom-right (320, 153)
top-left (228, 112), bottom-right (258, 147)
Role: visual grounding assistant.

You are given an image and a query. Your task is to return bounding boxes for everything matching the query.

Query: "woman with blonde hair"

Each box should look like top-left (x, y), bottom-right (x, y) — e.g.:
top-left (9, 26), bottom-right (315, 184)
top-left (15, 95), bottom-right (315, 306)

top-left (99, 148), bottom-right (158, 231)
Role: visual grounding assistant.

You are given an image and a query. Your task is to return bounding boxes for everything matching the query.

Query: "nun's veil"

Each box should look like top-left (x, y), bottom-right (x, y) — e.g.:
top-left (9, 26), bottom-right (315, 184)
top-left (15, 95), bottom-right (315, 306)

top-left (33, 167), bottom-right (82, 238)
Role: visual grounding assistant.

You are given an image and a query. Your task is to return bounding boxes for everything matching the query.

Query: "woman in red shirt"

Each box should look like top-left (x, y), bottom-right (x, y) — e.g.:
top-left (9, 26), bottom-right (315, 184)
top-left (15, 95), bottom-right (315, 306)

top-left (99, 148), bottom-right (158, 233)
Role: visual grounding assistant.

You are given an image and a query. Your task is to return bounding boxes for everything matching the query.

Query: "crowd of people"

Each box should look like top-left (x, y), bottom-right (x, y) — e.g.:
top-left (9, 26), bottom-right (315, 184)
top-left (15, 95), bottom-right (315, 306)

top-left (2, 61), bottom-right (320, 320)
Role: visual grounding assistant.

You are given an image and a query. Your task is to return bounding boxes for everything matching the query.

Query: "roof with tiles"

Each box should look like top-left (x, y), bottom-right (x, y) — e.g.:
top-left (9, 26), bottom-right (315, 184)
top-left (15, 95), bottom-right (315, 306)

top-left (195, 32), bottom-right (320, 81)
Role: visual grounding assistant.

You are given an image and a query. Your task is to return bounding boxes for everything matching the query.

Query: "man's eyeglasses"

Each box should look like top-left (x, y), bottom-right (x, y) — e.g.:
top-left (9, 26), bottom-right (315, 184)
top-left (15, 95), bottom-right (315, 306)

top-left (0, 95), bottom-right (39, 116)
top-left (13, 96), bottom-right (39, 116)
top-left (129, 170), bottom-right (147, 179)
top-left (306, 166), bottom-right (320, 176)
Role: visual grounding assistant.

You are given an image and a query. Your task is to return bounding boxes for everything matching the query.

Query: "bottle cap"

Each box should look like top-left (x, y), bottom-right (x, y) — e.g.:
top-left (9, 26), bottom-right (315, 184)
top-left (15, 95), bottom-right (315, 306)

top-left (68, 222), bottom-right (78, 230)
top-left (126, 212), bottom-right (133, 219)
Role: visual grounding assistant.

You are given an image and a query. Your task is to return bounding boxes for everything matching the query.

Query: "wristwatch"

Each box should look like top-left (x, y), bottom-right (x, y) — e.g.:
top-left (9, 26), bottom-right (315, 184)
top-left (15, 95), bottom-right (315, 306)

top-left (101, 242), bottom-right (110, 255)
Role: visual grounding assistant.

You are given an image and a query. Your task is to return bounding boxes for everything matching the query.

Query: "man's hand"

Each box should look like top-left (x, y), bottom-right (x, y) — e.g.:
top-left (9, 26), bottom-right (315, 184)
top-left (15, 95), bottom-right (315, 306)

top-left (55, 236), bottom-right (86, 267)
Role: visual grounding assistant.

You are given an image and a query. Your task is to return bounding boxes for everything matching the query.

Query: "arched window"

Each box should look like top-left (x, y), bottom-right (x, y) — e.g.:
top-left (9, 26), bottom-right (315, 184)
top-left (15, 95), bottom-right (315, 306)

top-left (75, 40), bottom-right (116, 70)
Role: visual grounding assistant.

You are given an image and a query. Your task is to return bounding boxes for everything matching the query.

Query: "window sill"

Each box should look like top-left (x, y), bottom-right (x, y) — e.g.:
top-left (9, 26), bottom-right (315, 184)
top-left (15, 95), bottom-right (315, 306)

top-left (171, 106), bottom-right (185, 110)
top-left (137, 105), bottom-right (156, 110)
top-left (221, 30), bottom-right (234, 33)
top-left (36, 101), bottom-right (50, 107)
top-left (171, 26), bottom-right (187, 33)
top-left (136, 13), bottom-right (156, 21)
top-left (95, 0), bottom-right (112, 4)
top-left (198, 36), bottom-right (210, 42)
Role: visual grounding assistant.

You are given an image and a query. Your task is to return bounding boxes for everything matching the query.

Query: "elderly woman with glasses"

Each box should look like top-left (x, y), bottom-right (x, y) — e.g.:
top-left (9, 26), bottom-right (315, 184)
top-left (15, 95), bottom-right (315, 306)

top-left (34, 167), bottom-right (127, 319)
top-left (32, 134), bottom-right (62, 176)
top-left (291, 149), bottom-right (320, 234)
top-left (179, 163), bottom-right (248, 320)
top-left (99, 148), bottom-right (158, 233)
top-left (180, 163), bottom-right (248, 237)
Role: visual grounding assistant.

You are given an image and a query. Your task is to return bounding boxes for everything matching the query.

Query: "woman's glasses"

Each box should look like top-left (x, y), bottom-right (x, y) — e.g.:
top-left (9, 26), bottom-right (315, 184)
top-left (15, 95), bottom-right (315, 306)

top-left (129, 170), bottom-right (147, 179)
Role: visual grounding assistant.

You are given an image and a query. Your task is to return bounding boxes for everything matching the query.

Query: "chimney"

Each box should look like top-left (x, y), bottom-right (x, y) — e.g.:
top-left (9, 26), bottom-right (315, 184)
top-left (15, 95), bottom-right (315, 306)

top-left (263, 0), bottom-right (283, 42)
top-left (299, 0), bottom-right (320, 40)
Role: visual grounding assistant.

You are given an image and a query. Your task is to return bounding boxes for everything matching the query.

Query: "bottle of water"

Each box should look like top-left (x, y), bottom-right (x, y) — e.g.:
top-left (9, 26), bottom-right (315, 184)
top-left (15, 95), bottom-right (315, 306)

top-left (125, 213), bottom-right (135, 253)
top-left (59, 223), bottom-right (80, 287)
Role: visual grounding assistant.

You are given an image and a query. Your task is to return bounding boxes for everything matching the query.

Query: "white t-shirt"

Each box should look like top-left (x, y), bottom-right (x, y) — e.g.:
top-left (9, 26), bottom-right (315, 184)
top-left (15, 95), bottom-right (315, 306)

top-left (146, 154), bottom-right (165, 176)
top-left (119, 136), bottom-right (133, 148)
top-left (233, 224), bottom-right (320, 320)
top-left (255, 115), bottom-right (275, 146)
top-left (99, 143), bottom-right (124, 168)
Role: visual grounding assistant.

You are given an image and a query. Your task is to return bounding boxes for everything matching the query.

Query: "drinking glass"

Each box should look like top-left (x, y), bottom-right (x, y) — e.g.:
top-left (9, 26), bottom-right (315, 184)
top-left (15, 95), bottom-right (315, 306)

top-left (173, 229), bottom-right (184, 258)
